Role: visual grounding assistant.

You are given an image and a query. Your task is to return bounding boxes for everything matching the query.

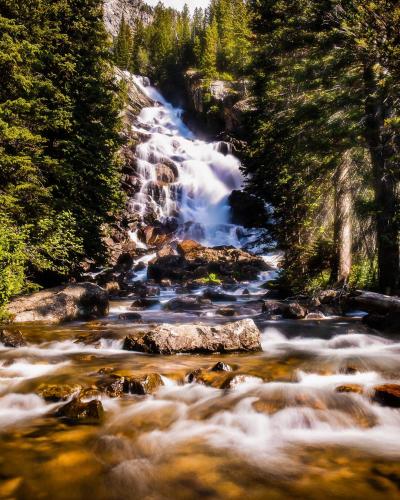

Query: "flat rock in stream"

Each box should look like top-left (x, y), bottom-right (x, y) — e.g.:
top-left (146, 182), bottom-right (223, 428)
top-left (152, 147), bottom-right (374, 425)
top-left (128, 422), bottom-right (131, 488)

top-left (123, 318), bottom-right (262, 354)
top-left (7, 283), bottom-right (109, 324)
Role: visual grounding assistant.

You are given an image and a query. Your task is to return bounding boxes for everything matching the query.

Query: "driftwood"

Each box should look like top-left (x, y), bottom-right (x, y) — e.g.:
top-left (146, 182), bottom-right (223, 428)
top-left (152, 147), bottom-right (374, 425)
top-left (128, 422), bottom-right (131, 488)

top-left (352, 290), bottom-right (400, 314)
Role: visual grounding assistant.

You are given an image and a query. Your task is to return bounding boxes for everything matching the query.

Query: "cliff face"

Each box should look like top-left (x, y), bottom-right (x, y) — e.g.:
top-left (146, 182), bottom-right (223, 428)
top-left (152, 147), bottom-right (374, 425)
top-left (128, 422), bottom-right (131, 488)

top-left (184, 70), bottom-right (255, 139)
top-left (103, 0), bottom-right (152, 36)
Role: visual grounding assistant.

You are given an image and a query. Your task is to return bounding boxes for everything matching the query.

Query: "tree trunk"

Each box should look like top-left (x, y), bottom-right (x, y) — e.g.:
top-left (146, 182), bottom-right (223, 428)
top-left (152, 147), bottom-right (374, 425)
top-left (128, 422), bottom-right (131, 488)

top-left (363, 63), bottom-right (399, 295)
top-left (332, 151), bottom-right (353, 285)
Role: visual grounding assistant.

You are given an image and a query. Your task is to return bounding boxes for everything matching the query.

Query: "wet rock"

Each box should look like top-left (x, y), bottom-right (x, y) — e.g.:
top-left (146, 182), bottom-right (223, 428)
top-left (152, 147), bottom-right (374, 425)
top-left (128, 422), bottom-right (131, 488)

top-left (363, 312), bottom-right (400, 333)
top-left (148, 240), bottom-right (267, 282)
top-left (104, 281), bottom-right (120, 295)
top-left (155, 162), bottom-right (178, 185)
top-left (0, 329), bottom-right (26, 348)
top-left (336, 384), bottom-right (364, 394)
top-left (74, 330), bottom-right (117, 347)
top-left (211, 362), bottom-right (233, 372)
top-left (36, 384), bottom-right (81, 402)
top-left (118, 312), bottom-right (142, 321)
top-left (242, 288), bottom-right (250, 295)
top-left (187, 368), bottom-right (230, 388)
top-left (130, 298), bottom-right (159, 310)
top-left (7, 283), bottom-right (109, 324)
top-left (56, 398), bottom-right (104, 424)
top-left (262, 300), bottom-right (307, 319)
top-left (96, 375), bottom-right (125, 398)
top-left (163, 296), bottom-right (210, 312)
top-left (283, 302), bottom-right (307, 319)
top-left (318, 289), bottom-right (341, 304)
top-left (202, 289), bottom-right (237, 302)
top-left (123, 373), bottom-right (164, 395)
top-left (123, 319), bottom-right (261, 354)
top-left (216, 307), bottom-right (236, 317)
top-left (305, 311), bottom-right (325, 320)
top-left (134, 261), bottom-right (146, 272)
top-left (373, 384), bottom-right (400, 408)
top-left (221, 374), bottom-right (263, 389)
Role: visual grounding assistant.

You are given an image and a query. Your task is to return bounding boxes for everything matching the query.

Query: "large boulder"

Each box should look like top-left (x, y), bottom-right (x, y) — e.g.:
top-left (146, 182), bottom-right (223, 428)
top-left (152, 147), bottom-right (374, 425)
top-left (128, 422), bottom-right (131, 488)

top-left (148, 240), bottom-right (268, 283)
top-left (122, 318), bottom-right (262, 354)
top-left (7, 283), bottom-right (109, 324)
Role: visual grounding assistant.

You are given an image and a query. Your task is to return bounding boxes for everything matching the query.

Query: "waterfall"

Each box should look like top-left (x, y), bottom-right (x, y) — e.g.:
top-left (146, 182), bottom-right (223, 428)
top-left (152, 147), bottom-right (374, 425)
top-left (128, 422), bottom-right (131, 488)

top-left (130, 75), bottom-right (247, 248)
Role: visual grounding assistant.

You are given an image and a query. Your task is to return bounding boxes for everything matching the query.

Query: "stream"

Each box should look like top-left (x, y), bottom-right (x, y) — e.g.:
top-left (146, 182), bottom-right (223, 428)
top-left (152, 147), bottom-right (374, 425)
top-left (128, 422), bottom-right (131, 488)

top-left (0, 79), bottom-right (399, 499)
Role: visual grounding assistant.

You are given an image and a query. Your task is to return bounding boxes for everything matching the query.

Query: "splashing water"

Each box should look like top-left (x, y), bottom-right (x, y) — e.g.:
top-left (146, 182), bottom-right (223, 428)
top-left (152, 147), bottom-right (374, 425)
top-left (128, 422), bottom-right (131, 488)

top-left (130, 75), bottom-right (246, 247)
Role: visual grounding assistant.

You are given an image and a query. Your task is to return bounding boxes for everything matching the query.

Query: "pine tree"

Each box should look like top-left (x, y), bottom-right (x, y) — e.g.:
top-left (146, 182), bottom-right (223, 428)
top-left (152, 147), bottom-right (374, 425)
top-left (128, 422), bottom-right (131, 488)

top-left (114, 15), bottom-right (133, 70)
top-left (246, 0), bottom-right (365, 291)
top-left (201, 15), bottom-right (218, 78)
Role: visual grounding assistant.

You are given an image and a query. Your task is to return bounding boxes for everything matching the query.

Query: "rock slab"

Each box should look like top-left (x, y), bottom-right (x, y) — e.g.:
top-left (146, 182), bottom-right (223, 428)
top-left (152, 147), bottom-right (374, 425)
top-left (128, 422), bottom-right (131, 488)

top-left (7, 283), bottom-right (109, 324)
top-left (123, 318), bottom-right (262, 354)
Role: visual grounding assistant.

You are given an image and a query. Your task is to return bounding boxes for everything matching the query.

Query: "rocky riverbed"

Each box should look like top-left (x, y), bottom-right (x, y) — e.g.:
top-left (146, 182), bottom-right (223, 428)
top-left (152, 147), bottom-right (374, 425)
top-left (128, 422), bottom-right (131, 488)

top-left (1, 263), bottom-right (400, 499)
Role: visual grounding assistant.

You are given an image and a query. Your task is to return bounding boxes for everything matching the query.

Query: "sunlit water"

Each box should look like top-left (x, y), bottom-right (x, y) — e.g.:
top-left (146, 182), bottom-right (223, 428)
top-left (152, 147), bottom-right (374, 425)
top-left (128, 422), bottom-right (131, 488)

top-left (0, 82), bottom-right (399, 499)
top-left (129, 75), bottom-right (266, 249)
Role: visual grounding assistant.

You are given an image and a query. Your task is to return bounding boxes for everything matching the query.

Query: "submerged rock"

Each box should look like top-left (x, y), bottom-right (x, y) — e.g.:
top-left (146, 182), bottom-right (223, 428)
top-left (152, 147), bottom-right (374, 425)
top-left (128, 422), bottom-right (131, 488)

top-left (56, 398), bottom-right (104, 424)
top-left (216, 308), bottom-right (237, 317)
top-left (130, 298), bottom-right (159, 310)
top-left (373, 384), bottom-right (400, 408)
top-left (96, 375), bottom-right (125, 398)
top-left (221, 374), bottom-right (263, 389)
top-left (202, 289), bottom-right (237, 302)
top-left (163, 296), bottom-right (211, 312)
top-left (37, 384), bottom-right (81, 402)
top-left (211, 362), bottom-right (233, 372)
top-left (123, 318), bottom-right (262, 354)
top-left (7, 283), bottom-right (109, 324)
top-left (118, 312), bottom-right (142, 321)
top-left (335, 384), bottom-right (364, 395)
top-left (123, 373), bottom-right (164, 395)
top-left (0, 329), bottom-right (26, 348)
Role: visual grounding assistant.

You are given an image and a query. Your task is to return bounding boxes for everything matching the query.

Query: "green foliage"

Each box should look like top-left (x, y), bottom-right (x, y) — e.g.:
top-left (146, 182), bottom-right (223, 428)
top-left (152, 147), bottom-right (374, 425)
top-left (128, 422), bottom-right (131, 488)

top-left (0, 217), bottom-right (28, 309)
top-left (0, 0), bottom-right (123, 306)
top-left (200, 273), bottom-right (222, 285)
top-left (117, 1), bottom-right (252, 86)
top-left (114, 16), bottom-right (133, 70)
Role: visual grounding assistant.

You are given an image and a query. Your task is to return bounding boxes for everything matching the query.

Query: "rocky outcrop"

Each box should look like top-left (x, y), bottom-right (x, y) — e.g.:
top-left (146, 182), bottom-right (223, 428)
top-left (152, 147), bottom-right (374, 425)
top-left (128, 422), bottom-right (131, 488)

top-left (103, 0), bottom-right (152, 37)
top-left (184, 70), bottom-right (254, 137)
top-left (122, 318), bottom-right (262, 354)
top-left (148, 240), bottom-right (268, 283)
top-left (7, 283), bottom-right (109, 324)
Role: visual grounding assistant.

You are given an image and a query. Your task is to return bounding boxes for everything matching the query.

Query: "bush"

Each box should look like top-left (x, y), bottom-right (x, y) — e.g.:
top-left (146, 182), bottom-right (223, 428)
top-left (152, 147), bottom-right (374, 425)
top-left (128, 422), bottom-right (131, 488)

top-left (0, 218), bottom-right (28, 312)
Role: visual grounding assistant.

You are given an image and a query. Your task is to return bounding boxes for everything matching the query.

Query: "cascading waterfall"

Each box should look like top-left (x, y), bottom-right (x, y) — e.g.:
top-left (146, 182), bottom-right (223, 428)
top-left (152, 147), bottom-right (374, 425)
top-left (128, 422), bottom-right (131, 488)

top-left (130, 75), bottom-right (251, 248)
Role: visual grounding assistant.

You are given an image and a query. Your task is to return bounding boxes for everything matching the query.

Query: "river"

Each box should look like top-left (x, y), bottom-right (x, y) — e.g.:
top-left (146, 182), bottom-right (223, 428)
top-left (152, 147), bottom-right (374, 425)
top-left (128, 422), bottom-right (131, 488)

top-left (0, 79), bottom-right (399, 499)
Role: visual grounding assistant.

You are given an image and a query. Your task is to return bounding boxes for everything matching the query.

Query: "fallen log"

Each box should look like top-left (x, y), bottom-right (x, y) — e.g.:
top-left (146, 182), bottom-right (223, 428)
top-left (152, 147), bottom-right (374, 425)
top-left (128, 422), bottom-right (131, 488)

top-left (351, 290), bottom-right (400, 314)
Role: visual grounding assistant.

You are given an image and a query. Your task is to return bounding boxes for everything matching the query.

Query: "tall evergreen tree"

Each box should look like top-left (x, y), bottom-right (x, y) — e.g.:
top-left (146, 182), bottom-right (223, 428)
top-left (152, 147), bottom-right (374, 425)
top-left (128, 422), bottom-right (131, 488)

top-left (114, 15), bottom-right (133, 70)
